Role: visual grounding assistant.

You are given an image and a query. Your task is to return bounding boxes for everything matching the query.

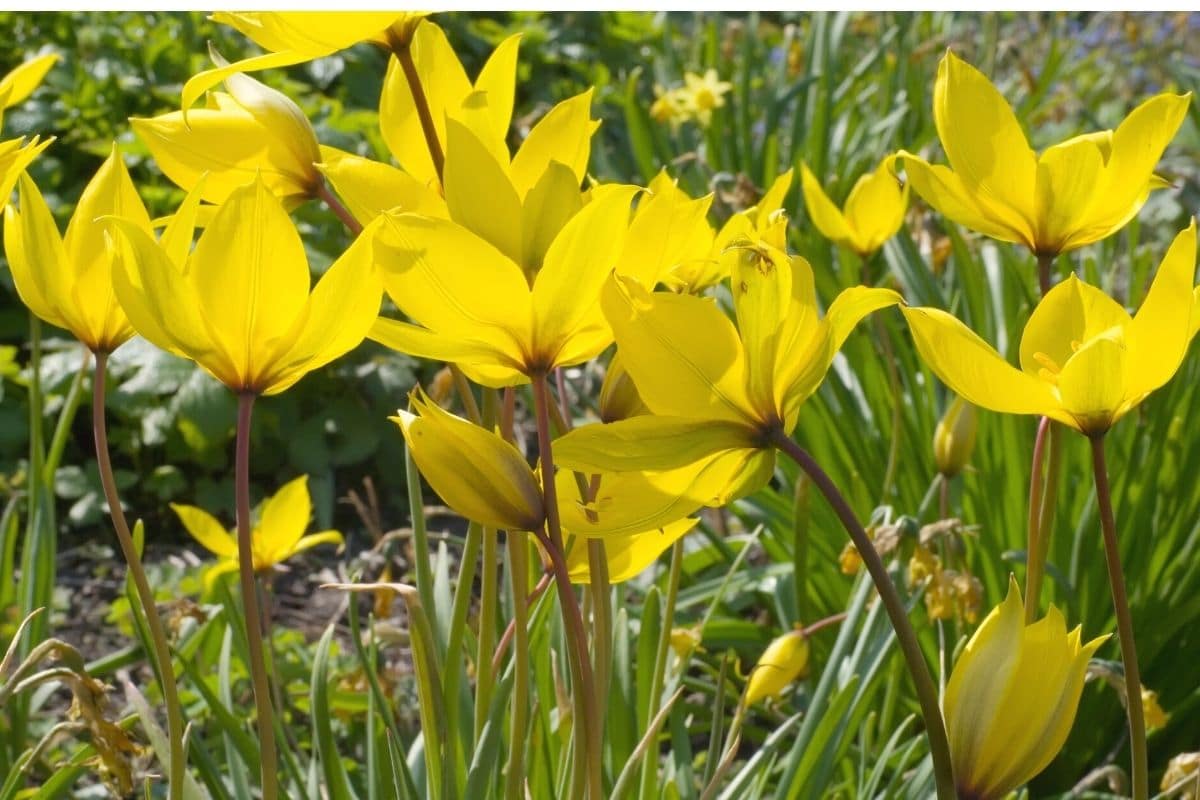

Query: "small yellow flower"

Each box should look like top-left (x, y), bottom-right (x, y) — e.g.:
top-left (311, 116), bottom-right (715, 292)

top-left (1142, 687), bottom-right (1169, 730)
top-left (933, 395), bottom-right (978, 478)
top-left (680, 69), bottom-right (732, 126)
top-left (904, 221), bottom-right (1198, 436)
top-left (899, 50), bottom-right (1190, 256)
top-left (945, 578), bottom-right (1105, 800)
top-left (1162, 752), bottom-right (1200, 799)
top-left (745, 628), bottom-right (809, 706)
top-left (669, 626), bottom-right (704, 660)
top-left (800, 158), bottom-right (908, 258)
top-left (924, 570), bottom-right (957, 621)
top-left (838, 541), bottom-right (862, 575)
top-left (172, 475), bottom-right (343, 588)
top-left (907, 544), bottom-right (940, 585)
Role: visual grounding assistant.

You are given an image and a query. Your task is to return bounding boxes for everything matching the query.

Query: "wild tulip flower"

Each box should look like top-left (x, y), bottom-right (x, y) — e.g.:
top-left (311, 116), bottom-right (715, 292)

top-left (181, 11), bottom-right (427, 112)
top-left (899, 50), bottom-right (1189, 257)
top-left (172, 475), bottom-right (343, 588)
top-left (369, 184), bottom-right (637, 387)
top-left (108, 175), bottom-right (382, 395)
top-left (745, 629), bottom-right (809, 706)
top-left (554, 239), bottom-right (899, 503)
top-left (800, 158), bottom-right (908, 259)
top-left (134, 64), bottom-right (325, 206)
top-left (0, 53), bottom-right (57, 130)
top-left (5, 147), bottom-right (157, 354)
top-left (945, 579), bottom-right (1104, 800)
top-left (904, 221), bottom-right (1198, 436)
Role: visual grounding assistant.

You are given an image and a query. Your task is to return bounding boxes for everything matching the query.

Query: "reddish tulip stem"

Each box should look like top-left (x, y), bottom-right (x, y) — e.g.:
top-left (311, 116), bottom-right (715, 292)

top-left (394, 44), bottom-right (445, 182)
top-left (532, 372), bottom-right (603, 800)
top-left (1037, 252), bottom-right (1055, 296)
top-left (316, 180), bottom-right (363, 236)
top-left (1090, 434), bottom-right (1148, 800)
top-left (771, 431), bottom-right (956, 800)
top-left (235, 393), bottom-right (278, 800)
top-left (491, 568), bottom-right (553, 674)
top-left (93, 351), bottom-right (186, 800)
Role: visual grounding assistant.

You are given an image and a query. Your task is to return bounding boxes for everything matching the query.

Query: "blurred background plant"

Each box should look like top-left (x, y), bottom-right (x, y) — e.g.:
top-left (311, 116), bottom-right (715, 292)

top-left (0, 9), bottom-right (1198, 799)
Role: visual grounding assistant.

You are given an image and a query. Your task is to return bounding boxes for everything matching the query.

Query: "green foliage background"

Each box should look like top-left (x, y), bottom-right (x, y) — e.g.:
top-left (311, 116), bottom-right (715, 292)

top-left (1, 10), bottom-right (1199, 797)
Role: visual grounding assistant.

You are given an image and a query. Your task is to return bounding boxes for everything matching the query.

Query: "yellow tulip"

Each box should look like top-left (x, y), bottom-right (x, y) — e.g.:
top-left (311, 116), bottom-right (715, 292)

top-left (800, 158), bottom-right (908, 258)
top-left (369, 183), bottom-right (637, 387)
top-left (108, 175), bottom-right (382, 395)
top-left (172, 474), bottom-right (343, 588)
top-left (904, 221), bottom-right (1198, 436)
top-left (945, 578), bottom-right (1104, 800)
top-left (899, 50), bottom-right (1189, 256)
top-left (394, 389), bottom-right (546, 534)
top-left (181, 11), bottom-right (426, 112)
top-left (134, 65), bottom-right (324, 206)
top-left (0, 135), bottom-right (50, 204)
top-left (554, 240), bottom-right (899, 503)
top-left (0, 53), bottom-right (57, 130)
top-left (933, 395), bottom-right (978, 478)
top-left (5, 146), bottom-right (156, 353)
top-left (380, 22), bottom-right (521, 186)
top-left (745, 629), bottom-right (810, 706)
top-left (317, 146), bottom-right (447, 227)
top-left (564, 518), bottom-right (697, 584)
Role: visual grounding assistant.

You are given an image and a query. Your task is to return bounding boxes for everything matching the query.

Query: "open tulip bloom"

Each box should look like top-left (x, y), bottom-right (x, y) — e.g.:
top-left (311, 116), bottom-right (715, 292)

top-left (800, 157), bottom-right (908, 259)
top-left (108, 175), bottom-right (383, 396)
top-left (899, 50), bottom-right (1189, 257)
top-left (554, 238), bottom-right (900, 502)
top-left (904, 221), bottom-right (1198, 437)
top-left (945, 579), bottom-right (1105, 800)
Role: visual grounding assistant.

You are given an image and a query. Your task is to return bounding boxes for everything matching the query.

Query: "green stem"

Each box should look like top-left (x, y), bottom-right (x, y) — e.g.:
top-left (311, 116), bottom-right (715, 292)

top-left (234, 393), bottom-right (278, 800)
top-left (531, 372), bottom-right (602, 800)
top-left (638, 539), bottom-right (683, 800)
top-left (771, 432), bottom-right (956, 800)
top-left (792, 474), bottom-right (811, 624)
top-left (1025, 419), bottom-right (1062, 622)
top-left (586, 539), bottom-right (611, 736)
top-left (43, 348), bottom-right (88, 484)
top-left (1090, 435), bottom-right (1147, 800)
top-left (504, 531), bottom-right (530, 800)
top-left (405, 444), bottom-right (438, 632)
top-left (394, 44), bottom-right (445, 181)
top-left (93, 351), bottom-right (186, 800)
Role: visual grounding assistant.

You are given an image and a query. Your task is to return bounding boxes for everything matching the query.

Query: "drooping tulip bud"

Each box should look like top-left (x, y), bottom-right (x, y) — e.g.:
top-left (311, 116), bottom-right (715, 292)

top-left (933, 395), bottom-right (978, 477)
top-left (745, 628), bottom-right (809, 706)
top-left (945, 578), bottom-right (1105, 800)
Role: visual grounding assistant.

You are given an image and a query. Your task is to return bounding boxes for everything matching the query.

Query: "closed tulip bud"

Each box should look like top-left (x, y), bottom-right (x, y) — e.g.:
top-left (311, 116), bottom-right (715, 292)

top-left (946, 578), bottom-right (1105, 800)
top-left (933, 395), bottom-right (978, 477)
top-left (745, 628), bottom-right (809, 706)
top-left (599, 353), bottom-right (647, 422)
top-left (134, 60), bottom-right (323, 206)
top-left (393, 389), bottom-right (545, 533)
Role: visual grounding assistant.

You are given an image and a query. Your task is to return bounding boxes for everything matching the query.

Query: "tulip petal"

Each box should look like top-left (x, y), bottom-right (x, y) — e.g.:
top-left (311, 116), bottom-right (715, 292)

top-left (0, 136), bottom-right (52, 203)
top-left (566, 518), bottom-right (696, 584)
top-left (841, 163), bottom-right (907, 255)
top-left (368, 317), bottom-right (525, 388)
top-left (934, 51), bottom-right (1037, 233)
top-left (1056, 330), bottom-right (1128, 434)
top-left (616, 176), bottom-right (713, 288)
top-left (444, 119), bottom-right (522, 263)
top-left (903, 306), bottom-right (1066, 422)
top-left (510, 90), bottom-right (598, 198)
top-left (602, 276), bottom-right (754, 422)
top-left (898, 153), bottom-right (1029, 246)
top-left (212, 11), bottom-right (400, 55)
top-left (553, 416), bottom-right (758, 473)
top-left (279, 530), bottom-right (345, 562)
top-left (4, 198), bottom-right (70, 334)
top-left (171, 503), bottom-right (237, 559)
top-left (1033, 137), bottom-right (1106, 255)
top-left (255, 475), bottom-right (311, 561)
top-left (800, 163), bottom-right (854, 248)
top-left (182, 50), bottom-right (310, 116)
top-left (520, 161), bottom-right (584, 275)
top-left (1018, 273), bottom-right (1131, 377)
top-left (0, 53), bottom-right (57, 109)
top-left (472, 33), bottom-right (521, 146)
top-left (394, 392), bottom-right (545, 532)
top-left (1126, 221), bottom-right (1197, 397)
top-left (730, 241), bottom-right (792, 421)
top-left (189, 177), bottom-right (310, 390)
top-left (317, 146), bottom-right (447, 225)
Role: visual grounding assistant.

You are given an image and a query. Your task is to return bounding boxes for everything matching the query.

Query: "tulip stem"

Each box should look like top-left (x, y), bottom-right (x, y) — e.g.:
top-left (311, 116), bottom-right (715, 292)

top-left (316, 180), bottom-right (363, 236)
top-left (1024, 418), bottom-right (1062, 623)
top-left (1037, 252), bottom-right (1054, 295)
top-left (235, 393), bottom-right (279, 800)
top-left (1090, 434), bottom-right (1147, 800)
top-left (92, 351), bottom-right (186, 800)
top-left (531, 372), bottom-right (603, 800)
top-left (394, 44), bottom-right (446, 182)
top-left (504, 531), bottom-right (531, 800)
top-left (771, 431), bottom-right (956, 800)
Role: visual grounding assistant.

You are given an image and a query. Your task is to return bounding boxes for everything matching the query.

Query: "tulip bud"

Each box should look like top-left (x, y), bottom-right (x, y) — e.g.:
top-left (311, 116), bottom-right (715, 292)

top-left (933, 395), bottom-right (978, 477)
top-left (393, 389), bottom-right (545, 533)
top-left (599, 353), bottom-right (647, 423)
top-left (745, 628), bottom-right (809, 706)
top-left (945, 578), bottom-right (1105, 800)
